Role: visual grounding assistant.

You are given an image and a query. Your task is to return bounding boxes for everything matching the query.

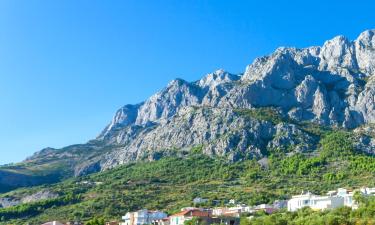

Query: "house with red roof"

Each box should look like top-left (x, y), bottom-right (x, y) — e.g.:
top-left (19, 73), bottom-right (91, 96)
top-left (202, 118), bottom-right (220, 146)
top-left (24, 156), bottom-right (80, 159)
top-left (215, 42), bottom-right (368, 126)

top-left (169, 209), bottom-right (211, 225)
top-left (169, 208), bottom-right (239, 225)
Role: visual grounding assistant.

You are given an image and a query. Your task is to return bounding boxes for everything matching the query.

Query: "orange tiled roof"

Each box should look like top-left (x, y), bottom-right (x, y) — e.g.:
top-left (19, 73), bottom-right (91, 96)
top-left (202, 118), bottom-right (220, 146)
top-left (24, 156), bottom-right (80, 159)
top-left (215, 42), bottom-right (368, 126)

top-left (171, 209), bottom-right (211, 217)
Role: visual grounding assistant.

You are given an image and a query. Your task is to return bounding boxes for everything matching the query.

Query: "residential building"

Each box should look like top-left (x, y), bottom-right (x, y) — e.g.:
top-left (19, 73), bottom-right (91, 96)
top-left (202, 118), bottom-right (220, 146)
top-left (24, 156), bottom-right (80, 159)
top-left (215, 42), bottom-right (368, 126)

top-left (254, 204), bottom-right (277, 214)
top-left (152, 217), bottom-right (170, 225)
top-left (335, 188), bottom-right (356, 208)
top-left (273, 200), bottom-right (288, 209)
top-left (287, 191), bottom-right (344, 212)
top-left (169, 208), bottom-right (239, 225)
top-left (229, 204), bottom-right (253, 214)
top-left (212, 207), bottom-right (240, 217)
top-left (193, 198), bottom-right (208, 205)
top-left (41, 222), bottom-right (65, 225)
top-left (121, 209), bottom-right (167, 225)
top-left (66, 222), bottom-right (83, 225)
top-left (361, 187), bottom-right (375, 195)
top-left (169, 209), bottom-right (211, 225)
top-left (212, 204), bottom-right (254, 217)
top-left (210, 217), bottom-right (240, 225)
top-left (106, 222), bottom-right (119, 225)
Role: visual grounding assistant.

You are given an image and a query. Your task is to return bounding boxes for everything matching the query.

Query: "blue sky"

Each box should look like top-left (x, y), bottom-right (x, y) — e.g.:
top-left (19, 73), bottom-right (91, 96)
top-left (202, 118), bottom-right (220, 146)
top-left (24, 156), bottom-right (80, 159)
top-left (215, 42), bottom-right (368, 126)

top-left (0, 0), bottom-right (374, 165)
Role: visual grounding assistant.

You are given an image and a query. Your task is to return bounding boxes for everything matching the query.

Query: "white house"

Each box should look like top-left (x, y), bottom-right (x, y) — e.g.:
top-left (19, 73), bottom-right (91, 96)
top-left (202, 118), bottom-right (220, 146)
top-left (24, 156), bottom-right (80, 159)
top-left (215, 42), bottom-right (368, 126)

top-left (41, 222), bottom-right (65, 225)
top-left (273, 200), bottom-right (288, 209)
top-left (121, 209), bottom-right (167, 225)
top-left (335, 188), bottom-right (356, 208)
top-left (287, 191), bottom-right (344, 212)
top-left (254, 204), bottom-right (277, 214)
top-left (212, 204), bottom-right (254, 217)
top-left (193, 197), bottom-right (208, 205)
top-left (360, 187), bottom-right (375, 195)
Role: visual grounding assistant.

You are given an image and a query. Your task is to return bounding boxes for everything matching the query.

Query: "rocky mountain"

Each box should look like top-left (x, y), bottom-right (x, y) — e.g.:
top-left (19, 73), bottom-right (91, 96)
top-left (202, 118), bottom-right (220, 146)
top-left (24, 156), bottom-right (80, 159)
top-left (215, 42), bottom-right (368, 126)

top-left (2, 29), bottom-right (375, 190)
top-left (0, 190), bottom-right (58, 208)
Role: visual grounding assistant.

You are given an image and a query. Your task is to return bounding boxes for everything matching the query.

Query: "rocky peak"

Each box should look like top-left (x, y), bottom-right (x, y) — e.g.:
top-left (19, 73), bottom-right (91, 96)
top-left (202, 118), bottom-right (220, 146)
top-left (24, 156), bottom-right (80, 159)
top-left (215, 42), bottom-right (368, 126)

top-left (356, 29), bottom-right (375, 48)
top-left (135, 78), bottom-right (203, 125)
top-left (98, 104), bottom-right (141, 139)
top-left (99, 29), bottom-right (375, 135)
top-left (355, 29), bottom-right (375, 76)
top-left (198, 69), bottom-right (240, 88)
top-left (18, 29), bottom-right (375, 178)
top-left (319, 35), bottom-right (358, 74)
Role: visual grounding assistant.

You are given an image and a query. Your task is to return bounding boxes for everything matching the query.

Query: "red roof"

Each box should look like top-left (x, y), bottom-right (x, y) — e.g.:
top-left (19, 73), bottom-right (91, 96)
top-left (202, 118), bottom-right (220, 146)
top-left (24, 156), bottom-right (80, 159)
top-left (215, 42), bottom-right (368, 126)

top-left (171, 209), bottom-right (211, 217)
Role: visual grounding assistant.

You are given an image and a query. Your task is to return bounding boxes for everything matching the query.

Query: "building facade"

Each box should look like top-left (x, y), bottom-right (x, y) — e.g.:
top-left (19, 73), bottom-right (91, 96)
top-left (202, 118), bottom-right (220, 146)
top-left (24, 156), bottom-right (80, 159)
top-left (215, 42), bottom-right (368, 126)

top-left (169, 209), bottom-right (211, 225)
top-left (287, 192), bottom-right (344, 212)
top-left (121, 210), bottom-right (167, 225)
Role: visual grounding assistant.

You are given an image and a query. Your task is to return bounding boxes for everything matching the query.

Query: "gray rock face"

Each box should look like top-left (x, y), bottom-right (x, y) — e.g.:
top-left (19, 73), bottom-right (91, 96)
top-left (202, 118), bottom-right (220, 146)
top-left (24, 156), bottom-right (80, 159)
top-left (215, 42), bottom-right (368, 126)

top-left (98, 29), bottom-right (374, 138)
top-left (21, 29), bottom-right (375, 176)
top-left (100, 107), bottom-right (318, 170)
top-left (98, 104), bottom-right (141, 139)
top-left (21, 190), bottom-right (58, 204)
top-left (355, 78), bottom-right (375, 123)
top-left (0, 198), bottom-right (20, 208)
top-left (319, 35), bottom-right (358, 74)
top-left (0, 190), bottom-right (58, 208)
top-left (356, 30), bottom-right (375, 76)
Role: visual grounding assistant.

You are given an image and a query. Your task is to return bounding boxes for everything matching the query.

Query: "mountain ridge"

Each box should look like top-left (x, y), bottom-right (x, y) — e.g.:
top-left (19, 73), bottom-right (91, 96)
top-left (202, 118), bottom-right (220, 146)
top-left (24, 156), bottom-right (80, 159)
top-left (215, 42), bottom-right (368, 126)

top-left (2, 29), bottom-right (375, 191)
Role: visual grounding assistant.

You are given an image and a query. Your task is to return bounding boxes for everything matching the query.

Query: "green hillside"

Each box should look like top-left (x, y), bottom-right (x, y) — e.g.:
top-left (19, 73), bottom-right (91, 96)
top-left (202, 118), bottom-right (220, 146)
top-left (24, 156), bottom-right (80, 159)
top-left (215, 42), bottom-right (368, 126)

top-left (0, 131), bottom-right (374, 224)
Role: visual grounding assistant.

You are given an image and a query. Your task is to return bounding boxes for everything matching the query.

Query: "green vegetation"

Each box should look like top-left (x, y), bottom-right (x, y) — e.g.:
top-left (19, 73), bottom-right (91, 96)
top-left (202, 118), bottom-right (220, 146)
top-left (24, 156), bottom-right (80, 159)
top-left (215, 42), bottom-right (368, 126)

top-left (234, 107), bottom-right (331, 137)
top-left (242, 196), bottom-right (375, 225)
top-left (234, 107), bottom-right (285, 125)
top-left (0, 193), bottom-right (80, 222)
top-left (320, 131), bottom-right (355, 158)
top-left (0, 130), bottom-right (374, 224)
top-left (191, 145), bottom-right (204, 154)
top-left (184, 217), bottom-right (205, 225)
top-left (85, 218), bottom-right (105, 225)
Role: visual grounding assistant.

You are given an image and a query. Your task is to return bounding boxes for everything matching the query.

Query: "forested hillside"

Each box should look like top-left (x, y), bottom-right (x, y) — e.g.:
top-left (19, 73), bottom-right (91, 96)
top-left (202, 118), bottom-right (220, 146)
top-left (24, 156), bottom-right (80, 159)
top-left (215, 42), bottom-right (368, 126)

top-left (1, 130), bottom-right (375, 224)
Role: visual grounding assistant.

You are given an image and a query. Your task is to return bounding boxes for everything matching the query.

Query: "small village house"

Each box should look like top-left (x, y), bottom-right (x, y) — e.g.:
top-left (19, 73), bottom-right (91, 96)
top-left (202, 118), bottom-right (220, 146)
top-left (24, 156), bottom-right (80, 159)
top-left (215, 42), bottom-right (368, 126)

top-left (273, 200), bottom-right (288, 209)
top-left (193, 197), bottom-right (208, 205)
top-left (41, 222), bottom-right (65, 225)
top-left (169, 209), bottom-right (211, 225)
top-left (169, 208), bottom-right (239, 225)
top-left (361, 187), bottom-right (375, 195)
top-left (152, 217), bottom-right (170, 225)
top-left (66, 222), bottom-right (83, 225)
top-left (106, 221), bottom-right (120, 225)
top-left (287, 191), bottom-right (344, 212)
top-left (254, 204), bottom-right (277, 214)
top-left (121, 209), bottom-right (167, 225)
top-left (212, 205), bottom-right (252, 217)
top-left (288, 187), bottom-right (375, 212)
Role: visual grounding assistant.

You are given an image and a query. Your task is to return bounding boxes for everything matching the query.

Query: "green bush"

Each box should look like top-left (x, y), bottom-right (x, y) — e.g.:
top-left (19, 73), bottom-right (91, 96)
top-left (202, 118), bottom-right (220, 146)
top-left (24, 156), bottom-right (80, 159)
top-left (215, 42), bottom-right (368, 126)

top-left (320, 131), bottom-right (354, 158)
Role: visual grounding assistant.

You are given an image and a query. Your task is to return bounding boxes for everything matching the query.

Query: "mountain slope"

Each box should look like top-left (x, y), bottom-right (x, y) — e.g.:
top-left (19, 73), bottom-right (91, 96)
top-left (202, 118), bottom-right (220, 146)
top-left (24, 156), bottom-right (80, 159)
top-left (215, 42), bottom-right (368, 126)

top-left (2, 29), bottom-right (375, 192)
top-left (2, 131), bottom-right (375, 224)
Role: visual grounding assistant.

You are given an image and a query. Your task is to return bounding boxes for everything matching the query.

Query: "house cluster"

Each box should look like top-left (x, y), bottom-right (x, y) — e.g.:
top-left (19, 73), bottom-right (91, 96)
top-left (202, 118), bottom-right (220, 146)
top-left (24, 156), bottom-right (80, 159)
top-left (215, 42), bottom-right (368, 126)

top-left (120, 208), bottom-right (240, 225)
top-left (118, 199), bottom-right (288, 225)
top-left (287, 187), bottom-right (375, 211)
top-left (40, 187), bottom-right (375, 225)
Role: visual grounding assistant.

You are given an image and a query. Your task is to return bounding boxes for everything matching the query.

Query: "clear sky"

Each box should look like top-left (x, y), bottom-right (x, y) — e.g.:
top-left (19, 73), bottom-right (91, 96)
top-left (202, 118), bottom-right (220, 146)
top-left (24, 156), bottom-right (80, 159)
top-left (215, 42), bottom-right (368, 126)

top-left (0, 0), bottom-right (374, 165)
